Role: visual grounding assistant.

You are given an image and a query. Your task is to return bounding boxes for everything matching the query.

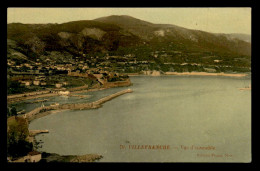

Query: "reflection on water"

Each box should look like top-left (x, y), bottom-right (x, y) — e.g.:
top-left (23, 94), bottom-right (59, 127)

top-left (29, 76), bottom-right (251, 162)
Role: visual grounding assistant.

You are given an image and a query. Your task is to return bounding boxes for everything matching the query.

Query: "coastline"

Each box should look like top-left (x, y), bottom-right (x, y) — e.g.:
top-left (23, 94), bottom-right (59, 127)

top-left (28, 109), bottom-right (69, 123)
top-left (7, 79), bottom-right (132, 163)
top-left (27, 124), bottom-right (103, 163)
top-left (127, 72), bottom-right (249, 77)
top-left (8, 72), bottom-right (248, 104)
top-left (164, 72), bottom-right (248, 77)
top-left (8, 74), bottom-right (249, 162)
top-left (25, 88), bottom-right (133, 162)
top-left (40, 153), bottom-right (103, 162)
top-left (7, 88), bottom-right (105, 104)
top-left (10, 74), bottom-right (251, 162)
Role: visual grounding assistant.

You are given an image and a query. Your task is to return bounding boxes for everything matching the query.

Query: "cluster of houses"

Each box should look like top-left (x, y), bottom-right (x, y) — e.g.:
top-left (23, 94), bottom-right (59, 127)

top-left (7, 51), bottom-right (229, 89)
top-left (7, 54), bottom-right (133, 90)
top-left (68, 68), bottom-right (126, 85)
top-left (16, 75), bottom-right (68, 88)
top-left (17, 76), bottom-right (46, 87)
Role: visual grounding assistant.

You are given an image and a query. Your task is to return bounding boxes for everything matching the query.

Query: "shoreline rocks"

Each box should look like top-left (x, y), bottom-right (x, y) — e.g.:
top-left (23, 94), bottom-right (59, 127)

top-left (39, 152), bottom-right (103, 162)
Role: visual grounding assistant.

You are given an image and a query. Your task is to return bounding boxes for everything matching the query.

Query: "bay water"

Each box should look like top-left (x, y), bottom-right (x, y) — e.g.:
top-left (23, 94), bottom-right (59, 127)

top-left (29, 75), bottom-right (251, 162)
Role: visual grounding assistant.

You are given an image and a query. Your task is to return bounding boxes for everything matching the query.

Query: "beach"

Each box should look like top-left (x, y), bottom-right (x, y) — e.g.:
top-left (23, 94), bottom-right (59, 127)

top-left (164, 72), bottom-right (248, 77)
top-left (125, 72), bottom-right (248, 77)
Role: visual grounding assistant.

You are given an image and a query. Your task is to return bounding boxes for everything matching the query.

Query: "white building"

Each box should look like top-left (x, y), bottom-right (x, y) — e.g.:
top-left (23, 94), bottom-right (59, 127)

top-left (40, 82), bottom-right (47, 86)
top-left (55, 83), bottom-right (63, 88)
top-left (25, 81), bottom-right (32, 86)
top-left (214, 60), bottom-right (222, 63)
top-left (33, 80), bottom-right (40, 86)
top-left (58, 91), bottom-right (70, 95)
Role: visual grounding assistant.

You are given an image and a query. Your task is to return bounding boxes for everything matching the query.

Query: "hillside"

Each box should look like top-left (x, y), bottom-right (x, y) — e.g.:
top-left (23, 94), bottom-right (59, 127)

top-left (7, 20), bottom-right (141, 58)
top-left (95, 15), bottom-right (251, 56)
top-left (7, 15), bottom-right (251, 69)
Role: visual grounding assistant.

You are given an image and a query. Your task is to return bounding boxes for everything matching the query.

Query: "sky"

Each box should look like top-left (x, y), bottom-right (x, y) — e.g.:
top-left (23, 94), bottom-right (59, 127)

top-left (7, 8), bottom-right (251, 35)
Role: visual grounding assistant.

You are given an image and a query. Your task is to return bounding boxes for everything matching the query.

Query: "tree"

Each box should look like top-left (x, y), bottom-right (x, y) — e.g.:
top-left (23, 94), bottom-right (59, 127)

top-left (7, 117), bottom-right (33, 158)
top-left (10, 106), bottom-right (17, 116)
top-left (7, 79), bottom-right (26, 95)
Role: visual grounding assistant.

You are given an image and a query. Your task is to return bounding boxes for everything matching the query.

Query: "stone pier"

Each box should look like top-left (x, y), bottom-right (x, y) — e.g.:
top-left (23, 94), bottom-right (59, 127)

top-left (23, 89), bottom-right (133, 121)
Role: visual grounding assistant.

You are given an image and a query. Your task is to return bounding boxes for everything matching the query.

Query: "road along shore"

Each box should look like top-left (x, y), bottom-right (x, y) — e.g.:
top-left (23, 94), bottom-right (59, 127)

top-left (7, 79), bottom-right (132, 104)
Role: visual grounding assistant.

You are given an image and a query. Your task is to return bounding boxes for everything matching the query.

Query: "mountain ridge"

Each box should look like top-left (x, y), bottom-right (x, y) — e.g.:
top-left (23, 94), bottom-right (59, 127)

top-left (7, 15), bottom-right (251, 69)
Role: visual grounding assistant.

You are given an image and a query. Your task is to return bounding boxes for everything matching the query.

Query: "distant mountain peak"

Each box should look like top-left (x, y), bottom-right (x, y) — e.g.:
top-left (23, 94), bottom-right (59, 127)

top-left (105, 15), bottom-right (134, 18)
top-left (94, 15), bottom-right (154, 25)
top-left (96, 15), bottom-right (139, 19)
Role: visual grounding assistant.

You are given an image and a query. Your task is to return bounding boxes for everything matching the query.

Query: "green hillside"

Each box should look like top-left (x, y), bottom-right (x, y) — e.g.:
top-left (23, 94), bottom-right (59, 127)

top-left (7, 15), bottom-right (251, 69)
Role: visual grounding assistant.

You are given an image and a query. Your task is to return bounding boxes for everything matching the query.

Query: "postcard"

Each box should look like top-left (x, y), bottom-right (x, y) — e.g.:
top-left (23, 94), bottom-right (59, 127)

top-left (6, 8), bottom-right (251, 163)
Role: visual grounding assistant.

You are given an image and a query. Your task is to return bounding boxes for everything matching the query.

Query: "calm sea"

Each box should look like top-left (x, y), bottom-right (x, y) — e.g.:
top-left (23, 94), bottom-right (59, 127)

top-left (29, 75), bottom-right (251, 162)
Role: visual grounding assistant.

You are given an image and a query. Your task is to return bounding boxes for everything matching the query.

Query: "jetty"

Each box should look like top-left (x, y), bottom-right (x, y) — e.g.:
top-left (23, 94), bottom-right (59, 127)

top-left (22, 89), bottom-right (133, 122)
top-left (29, 130), bottom-right (49, 136)
top-left (92, 89), bottom-right (133, 106)
top-left (68, 94), bottom-right (90, 98)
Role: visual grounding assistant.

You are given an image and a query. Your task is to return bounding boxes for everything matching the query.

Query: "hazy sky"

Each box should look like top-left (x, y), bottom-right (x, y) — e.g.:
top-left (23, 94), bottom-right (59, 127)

top-left (7, 8), bottom-right (251, 35)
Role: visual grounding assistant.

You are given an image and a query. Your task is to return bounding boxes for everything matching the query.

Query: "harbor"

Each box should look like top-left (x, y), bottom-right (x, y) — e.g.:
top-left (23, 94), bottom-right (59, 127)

top-left (23, 89), bottom-right (133, 122)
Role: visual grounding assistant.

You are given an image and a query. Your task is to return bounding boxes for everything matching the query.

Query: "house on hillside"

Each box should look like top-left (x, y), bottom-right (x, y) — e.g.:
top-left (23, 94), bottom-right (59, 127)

top-left (62, 82), bottom-right (69, 86)
top-left (214, 60), bottom-right (222, 63)
top-left (55, 83), bottom-right (63, 88)
top-left (35, 62), bottom-right (42, 66)
top-left (40, 82), bottom-right (47, 86)
top-left (33, 80), bottom-right (40, 86)
top-left (25, 81), bottom-right (32, 86)
top-left (58, 91), bottom-right (70, 95)
top-left (82, 65), bottom-right (89, 70)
